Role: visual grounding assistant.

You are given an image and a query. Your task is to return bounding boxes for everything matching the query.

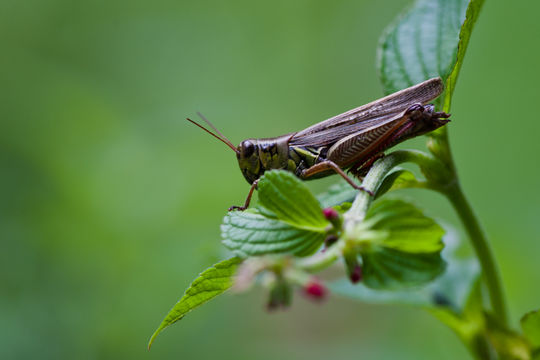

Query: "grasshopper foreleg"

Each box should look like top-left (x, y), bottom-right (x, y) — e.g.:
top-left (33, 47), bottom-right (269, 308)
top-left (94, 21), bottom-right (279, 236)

top-left (229, 179), bottom-right (259, 211)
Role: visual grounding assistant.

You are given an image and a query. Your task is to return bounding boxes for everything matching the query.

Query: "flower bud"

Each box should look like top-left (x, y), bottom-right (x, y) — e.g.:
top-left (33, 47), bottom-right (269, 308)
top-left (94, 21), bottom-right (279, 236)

top-left (322, 207), bottom-right (339, 221)
top-left (323, 234), bottom-right (338, 250)
top-left (350, 264), bottom-right (363, 283)
top-left (303, 279), bottom-right (327, 301)
top-left (344, 252), bottom-right (363, 284)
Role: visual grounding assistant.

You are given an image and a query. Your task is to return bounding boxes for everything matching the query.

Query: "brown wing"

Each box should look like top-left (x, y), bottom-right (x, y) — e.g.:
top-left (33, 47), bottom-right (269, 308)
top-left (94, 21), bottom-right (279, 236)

top-left (290, 77), bottom-right (443, 147)
top-left (326, 115), bottom-right (409, 167)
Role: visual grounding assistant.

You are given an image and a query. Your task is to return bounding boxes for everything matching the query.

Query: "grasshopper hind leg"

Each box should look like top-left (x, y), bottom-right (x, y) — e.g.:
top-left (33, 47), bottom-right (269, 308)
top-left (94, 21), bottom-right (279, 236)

top-left (349, 152), bottom-right (385, 178)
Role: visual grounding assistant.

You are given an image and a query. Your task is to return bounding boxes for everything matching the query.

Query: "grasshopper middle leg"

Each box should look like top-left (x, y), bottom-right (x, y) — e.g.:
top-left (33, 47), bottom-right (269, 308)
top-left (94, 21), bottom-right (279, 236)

top-left (300, 160), bottom-right (374, 196)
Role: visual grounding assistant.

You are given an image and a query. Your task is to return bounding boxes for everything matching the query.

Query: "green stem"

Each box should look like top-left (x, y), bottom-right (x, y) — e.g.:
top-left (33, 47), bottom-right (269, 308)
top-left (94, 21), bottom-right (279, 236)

top-left (345, 150), bottom-right (413, 225)
top-left (445, 182), bottom-right (508, 326)
top-left (430, 128), bottom-right (508, 327)
top-left (345, 146), bottom-right (508, 328)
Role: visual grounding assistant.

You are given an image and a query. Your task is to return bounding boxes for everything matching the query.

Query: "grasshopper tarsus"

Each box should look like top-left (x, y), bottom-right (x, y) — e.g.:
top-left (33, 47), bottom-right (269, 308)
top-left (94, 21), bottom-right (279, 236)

top-left (356, 186), bottom-right (374, 197)
top-left (229, 179), bottom-right (259, 211)
top-left (228, 205), bottom-right (247, 212)
top-left (435, 111), bottom-right (451, 119)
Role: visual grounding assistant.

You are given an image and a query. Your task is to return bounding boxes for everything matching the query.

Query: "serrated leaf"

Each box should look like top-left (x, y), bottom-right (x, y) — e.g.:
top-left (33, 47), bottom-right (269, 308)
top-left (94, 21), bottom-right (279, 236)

top-left (257, 170), bottom-right (327, 229)
top-left (221, 210), bottom-right (326, 257)
top-left (222, 171), bottom-right (330, 258)
top-left (358, 198), bottom-right (445, 288)
top-left (378, 0), bottom-right (470, 95)
top-left (148, 257), bottom-right (241, 349)
top-left (522, 309), bottom-right (540, 349)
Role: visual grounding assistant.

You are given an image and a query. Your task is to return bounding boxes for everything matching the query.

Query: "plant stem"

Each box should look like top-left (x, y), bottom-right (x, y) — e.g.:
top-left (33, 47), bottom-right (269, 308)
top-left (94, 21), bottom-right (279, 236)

top-left (345, 150), bottom-right (412, 226)
top-left (345, 147), bottom-right (508, 327)
top-left (445, 182), bottom-right (508, 326)
top-left (431, 128), bottom-right (508, 327)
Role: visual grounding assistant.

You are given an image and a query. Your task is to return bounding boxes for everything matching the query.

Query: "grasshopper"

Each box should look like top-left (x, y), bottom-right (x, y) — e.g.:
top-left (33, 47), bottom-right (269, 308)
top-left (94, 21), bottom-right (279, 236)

top-left (188, 77), bottom-right (450, 211)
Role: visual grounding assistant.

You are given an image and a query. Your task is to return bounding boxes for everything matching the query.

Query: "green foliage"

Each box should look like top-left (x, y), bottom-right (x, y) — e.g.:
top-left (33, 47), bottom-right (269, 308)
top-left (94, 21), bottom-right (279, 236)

top-left (330, 237), bottom-right (479, 308)
top-left (358, 199), bottom-right (445, 288)
top-left (257, 170), bottom-right (328, 229)
top-left (222, 171), bottom-right (330, 257)
top-left (522, 309), bottom-right (540, 350)
top-left (378, 0), bottom-right (469, 95)
top-left (365, 199), bottom-right (445, 253)
top-left (221, 210), bottom-right (327, 257)
top-left (442, 0), bottom-right (485, 111)
top-left (148, 257), bottom-right (242, 349)
top-left (149, 1), bottom-right (523, 360)
top-left (317, 181), bottom-right (358, 209)
top-left (376, 169), bottom-right (422, 197)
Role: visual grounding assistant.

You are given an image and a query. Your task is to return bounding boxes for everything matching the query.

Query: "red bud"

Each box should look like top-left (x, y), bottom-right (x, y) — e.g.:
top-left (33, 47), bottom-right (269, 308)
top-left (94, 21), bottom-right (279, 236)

top-left (304, 280), bottom-right (327, 300)
top-left (350, 265), bottom-right (363, 283)
top-left (322, 208), bottom-right (339, 221)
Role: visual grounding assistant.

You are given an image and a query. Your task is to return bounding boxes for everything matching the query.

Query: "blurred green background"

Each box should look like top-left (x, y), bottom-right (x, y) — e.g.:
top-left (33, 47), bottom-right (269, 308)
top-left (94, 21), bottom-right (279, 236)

top-left (2, 0), bottom-right (539, 359)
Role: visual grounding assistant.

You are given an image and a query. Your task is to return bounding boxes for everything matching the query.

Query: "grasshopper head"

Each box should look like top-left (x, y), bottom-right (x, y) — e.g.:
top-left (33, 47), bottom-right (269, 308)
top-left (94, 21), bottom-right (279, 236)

top-left (237, 139), bottom-right (262, 184)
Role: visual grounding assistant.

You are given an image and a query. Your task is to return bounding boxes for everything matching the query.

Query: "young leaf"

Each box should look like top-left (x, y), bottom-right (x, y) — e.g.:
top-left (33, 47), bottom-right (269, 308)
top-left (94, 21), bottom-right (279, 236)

top-left (360, 198), bottom-right (446, 288)
top-left (378, 0), bottom-right (470, 94)
top-left (376, 169), bottom-right (420, 198)
top-left (222, 171), bottom-right (330, 258)
top-left (522, 309), bottom-right (540, 349)
top-left (317, 181), bottom-right (358, 209)
top-left (222, 210), bottom-right (327, 257)
top-left (330, 226), bottom-right (480, 314)
top-left (365, 198), bottom-right (445, 253)
top-left (329, 256), bottom-right (478, 308)
top-left (257, 170), bottom-right (327, 229)
top-left (361, 248), bottom-right (445, 289)
top-left (148, 257), bottom-right (241, 349)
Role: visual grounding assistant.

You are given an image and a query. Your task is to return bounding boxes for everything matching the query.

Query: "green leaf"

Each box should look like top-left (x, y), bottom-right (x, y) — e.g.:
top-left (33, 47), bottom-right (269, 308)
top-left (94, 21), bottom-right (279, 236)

top-left (522, 309), bottom-right (540, 349)
top-left (257, 170), bottom-right (327, 229)
top-left (221, 210), bottom-right (327, 257)
top-left (365, 198), bottom-right (445, 253)
top-left (148, 257), bottom-right (241, 349)
top-left (376, 168), bottom-right (423, 197)
top-left (221, 171), bottom-right (330, 258)
top-left (360, 198), bottom-right (446, 288)
top-left (317, 181), bottom-right (358, 209)
top-left (361, 248), bottom-right (444, 289)
top-left (330, 258), bottom-right (478, 308)
top-left (443, 0), bottom-right (485, 111)
top-left (330, 227), bottom-right (479, 308)
top-left (378, 0), bottom-right (470, 95)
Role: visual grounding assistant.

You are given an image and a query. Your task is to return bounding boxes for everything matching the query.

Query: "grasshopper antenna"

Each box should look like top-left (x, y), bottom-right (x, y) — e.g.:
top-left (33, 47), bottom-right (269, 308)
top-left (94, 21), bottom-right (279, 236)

top-left (186, 115), bottom-right (238, 153)
top-left (196, 112), bottom-right (237, 150)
